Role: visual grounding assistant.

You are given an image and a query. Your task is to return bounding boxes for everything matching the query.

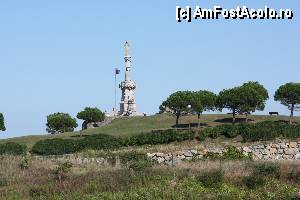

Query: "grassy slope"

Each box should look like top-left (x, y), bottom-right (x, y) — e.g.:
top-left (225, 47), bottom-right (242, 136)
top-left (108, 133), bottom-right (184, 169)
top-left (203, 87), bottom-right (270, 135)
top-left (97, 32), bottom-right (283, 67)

top-left (1, 114), bottom-right (300, 148)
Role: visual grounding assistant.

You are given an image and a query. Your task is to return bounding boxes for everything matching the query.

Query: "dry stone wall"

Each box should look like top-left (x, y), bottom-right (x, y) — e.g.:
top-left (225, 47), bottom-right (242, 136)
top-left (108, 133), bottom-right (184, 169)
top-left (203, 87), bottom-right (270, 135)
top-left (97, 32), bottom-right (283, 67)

top-left (34, 141), bottom-right (300, 167)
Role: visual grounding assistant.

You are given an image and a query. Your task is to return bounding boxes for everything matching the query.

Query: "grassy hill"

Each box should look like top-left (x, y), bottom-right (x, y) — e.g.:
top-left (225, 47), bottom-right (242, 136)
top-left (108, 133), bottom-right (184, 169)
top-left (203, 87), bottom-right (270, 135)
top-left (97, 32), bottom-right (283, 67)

top-left (1, 114), bottom-right (299, 148)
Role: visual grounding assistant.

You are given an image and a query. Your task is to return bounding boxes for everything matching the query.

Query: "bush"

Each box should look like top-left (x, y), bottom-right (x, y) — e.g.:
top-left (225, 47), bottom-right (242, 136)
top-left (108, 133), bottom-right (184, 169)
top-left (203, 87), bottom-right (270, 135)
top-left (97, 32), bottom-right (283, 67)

top-left (243, 174), bottom-right (265, 189)
top-left (196, 169), bottom-right (224, 188)
top-left (0, 113), bottom-right (5, 131)
top-left (0, 176), bottom-right (8, 187)
top-left (31, 138), bottom-right (81, 155)
top-left (253, 162), bottom-right (280, 178)
top-left (203, 146), bottom-right (251, 160)
top-left (53, 161), bottom-right (73, 182)
top-left (0, 142), bottom-right (27, 155)
top-left (123, 129), bottom-right (195, 146)
top-left (288, 170), bottom-right (300, 183)
top-left (81, 134), bottom-right (122, 150)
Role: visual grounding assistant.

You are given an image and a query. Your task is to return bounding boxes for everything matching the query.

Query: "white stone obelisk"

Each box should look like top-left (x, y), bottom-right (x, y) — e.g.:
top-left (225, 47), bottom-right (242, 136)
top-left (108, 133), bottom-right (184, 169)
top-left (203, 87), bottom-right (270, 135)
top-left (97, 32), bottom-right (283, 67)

top-left (119, 42), bottom-right (142, 116)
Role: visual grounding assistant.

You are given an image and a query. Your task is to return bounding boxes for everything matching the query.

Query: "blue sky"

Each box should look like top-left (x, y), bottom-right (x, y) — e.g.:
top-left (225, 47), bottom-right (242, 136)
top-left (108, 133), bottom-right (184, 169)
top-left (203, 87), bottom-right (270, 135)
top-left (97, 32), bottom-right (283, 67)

top-left (0, 1), bottom-right (299, 139)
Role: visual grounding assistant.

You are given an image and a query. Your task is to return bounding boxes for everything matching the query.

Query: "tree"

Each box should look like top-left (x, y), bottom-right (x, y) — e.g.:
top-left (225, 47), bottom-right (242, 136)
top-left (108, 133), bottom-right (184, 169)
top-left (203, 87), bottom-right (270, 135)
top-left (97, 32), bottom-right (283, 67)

top-left (161, 91), bottom-right (193, 126)
top-left (274, 83), bottom-right (300, 124)
top-left (0, 113), bottom-right (5, 131)
top-left (239, 82), bottom-right (269, 122)
top-left (191, 90), bottom-right (216, 127)
top-left (46, 112), bottom-right (78, 134)
top-left (217, 81), bottom-right (268, 123)
top-left (216, 86), bottom-right (243, 123)
top-left (77, 107), bottom-right (105, 131)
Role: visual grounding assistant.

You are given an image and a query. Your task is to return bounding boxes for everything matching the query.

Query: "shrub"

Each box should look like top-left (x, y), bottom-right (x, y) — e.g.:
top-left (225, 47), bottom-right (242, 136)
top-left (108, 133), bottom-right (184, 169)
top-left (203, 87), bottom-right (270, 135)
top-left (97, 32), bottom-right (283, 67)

top-left (117, 151), bottom-right (153, 171)
top-left (253, 162), bottom-right (280, 178)
top-left (203, 146), bottom-right (251, 160)
top-left (31, 138), bottom-right (81, 155)
top-left (46, 112), bottom-right (78, 134)
top-left (123, 129), bottom-right (195, 146)
top-left (0, 113), bottom-right (5, 131)
top-left (0, 176), bottom-right (8, 187)
top-left (81, 134), bottom-right (122, 150)
top-left (29, 185), bottom-right (48, 198)
top-left (0, 142), bottom-right (27, 155)
top-left (288, 170), bottom-right (300, 183)
top-left (196, 169), bottom-right (224, 188)
top-left (53, 161), bottom-right (73, 182)
top-left (243, 174), bottom-right (265, 189)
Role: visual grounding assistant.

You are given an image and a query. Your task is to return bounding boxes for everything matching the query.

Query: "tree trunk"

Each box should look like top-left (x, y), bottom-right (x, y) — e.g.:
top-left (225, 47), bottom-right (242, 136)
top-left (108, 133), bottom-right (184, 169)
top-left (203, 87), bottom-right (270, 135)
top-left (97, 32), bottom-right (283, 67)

top-left (232, 108), bottom-right (236, 124)
top-left (197, 113), bottom-right (201, 128)
top-left (175, 113), bottom-right (180, 127)
top-left (290, 104), bottom-right (294, 124)
top-left (245, 113), bottom-right (248, 123)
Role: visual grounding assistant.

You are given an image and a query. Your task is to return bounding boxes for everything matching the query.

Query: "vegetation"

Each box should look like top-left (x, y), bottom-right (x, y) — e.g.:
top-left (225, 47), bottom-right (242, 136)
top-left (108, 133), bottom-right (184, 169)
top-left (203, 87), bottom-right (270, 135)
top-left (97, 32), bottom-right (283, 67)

top-left (77, 107), bottom-right (105, 130)
top-left (191, 90), bottom-right (216, 127)
top-left (0, 157), bottom-right (299, 200)
top-left (46, 112), bottom-right (78, 134)
top-left (217, 81), bottom-right (269, 123)
top-left (0, 142), bottom-right (26, 155)
top-left (0, 113), bottom-right (5, 131)
top-left (161, 91), bottom-right (193, 126)
top-left (274, 82), bottom-right (300, 124)
top-left (199, 121), bottom-right (300, 142)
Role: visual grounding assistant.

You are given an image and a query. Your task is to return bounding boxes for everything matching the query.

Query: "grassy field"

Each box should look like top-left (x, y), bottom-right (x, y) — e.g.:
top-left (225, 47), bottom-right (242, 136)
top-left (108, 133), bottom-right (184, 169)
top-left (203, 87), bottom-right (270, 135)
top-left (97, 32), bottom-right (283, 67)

top-left (1, 114), bottom-right (300, 148)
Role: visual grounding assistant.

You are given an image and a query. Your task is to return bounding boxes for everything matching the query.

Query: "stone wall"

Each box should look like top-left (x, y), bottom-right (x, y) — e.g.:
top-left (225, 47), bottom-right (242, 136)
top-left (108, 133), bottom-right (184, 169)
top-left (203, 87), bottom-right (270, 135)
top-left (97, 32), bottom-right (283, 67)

top-left (147, 141), bottom-right (300, 165)
top-left (34, 141), bottom-right (300, 167)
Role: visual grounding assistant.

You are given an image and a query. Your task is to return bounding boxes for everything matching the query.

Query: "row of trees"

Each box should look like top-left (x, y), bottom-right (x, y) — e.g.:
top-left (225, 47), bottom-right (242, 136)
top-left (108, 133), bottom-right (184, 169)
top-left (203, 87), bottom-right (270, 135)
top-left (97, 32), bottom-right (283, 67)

top-left (161, 82), bottom-right (300, 125)
top-left (46, 107), bottom-right (105, 134)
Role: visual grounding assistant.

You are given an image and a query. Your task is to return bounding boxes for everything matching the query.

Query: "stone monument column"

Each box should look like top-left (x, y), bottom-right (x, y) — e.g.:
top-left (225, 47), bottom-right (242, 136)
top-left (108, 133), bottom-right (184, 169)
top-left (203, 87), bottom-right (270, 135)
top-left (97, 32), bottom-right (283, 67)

top-left (119, 42), bottom-right (142, 116)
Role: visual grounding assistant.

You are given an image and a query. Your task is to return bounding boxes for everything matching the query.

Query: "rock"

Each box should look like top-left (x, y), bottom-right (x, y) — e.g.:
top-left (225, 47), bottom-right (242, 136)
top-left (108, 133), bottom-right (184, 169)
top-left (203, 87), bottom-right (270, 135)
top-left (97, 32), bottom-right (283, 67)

top-left (156, 157), bottom-right (165, 163)
top-left (295, 153), bottom-right (300, 160)
top-left (284, 148), bottom-right (297, 155)
top-left (252, 145), bottom-right (264, 149)
top-left (289, 142), bottom-right (297, 148)
top-left (147, 153), bottom-right (156, 158)
top-left (243, 147), bottom-right (252, 153)
top-left (155, 152), bottom-right (164, 157)
top-left (190, 150), bottom-right (197, 155)
top-left (183, 151), bottom-right (193, 157)
top-left (269, 148), bottom-right (277, 154)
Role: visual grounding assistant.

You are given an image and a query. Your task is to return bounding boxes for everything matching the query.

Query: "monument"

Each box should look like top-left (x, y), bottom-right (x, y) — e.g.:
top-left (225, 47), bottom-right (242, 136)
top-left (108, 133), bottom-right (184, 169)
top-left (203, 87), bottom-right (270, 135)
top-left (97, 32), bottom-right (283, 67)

top-left (118, 42), bottom-right (143, 116)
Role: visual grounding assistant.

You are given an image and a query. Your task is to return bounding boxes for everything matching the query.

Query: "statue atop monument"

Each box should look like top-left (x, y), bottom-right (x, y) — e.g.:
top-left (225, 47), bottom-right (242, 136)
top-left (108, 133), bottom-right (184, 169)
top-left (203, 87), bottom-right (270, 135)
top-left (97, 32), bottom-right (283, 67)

top-left (119, 42), bottom-right (143, 116)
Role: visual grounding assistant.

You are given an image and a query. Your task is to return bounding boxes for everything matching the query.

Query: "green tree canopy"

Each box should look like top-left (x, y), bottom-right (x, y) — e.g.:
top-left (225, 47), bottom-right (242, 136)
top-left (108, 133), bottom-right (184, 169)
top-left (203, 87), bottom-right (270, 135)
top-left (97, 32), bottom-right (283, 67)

top-left (46, 112), bottom-right (78, 134)
top-left (217, 81), bottom-right (268, 123)
top-left (239, 81), bottom-right (269, 121)
top-left (77, 107), bottom-right (105, 123)
top-left (191, 90), bottom-right (216, 127)
top-left (161, 91), bottom-right (193, 126)
top-left (274, 82), bottom-right (300, 124)
top-left (0, 113), bottom-right (6, 131)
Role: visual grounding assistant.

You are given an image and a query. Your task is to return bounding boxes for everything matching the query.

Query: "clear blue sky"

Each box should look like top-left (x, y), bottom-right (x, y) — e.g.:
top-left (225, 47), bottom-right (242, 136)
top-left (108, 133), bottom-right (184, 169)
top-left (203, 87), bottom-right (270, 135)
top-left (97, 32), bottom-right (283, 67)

top-left (0, 1), bottom-right (299, 139)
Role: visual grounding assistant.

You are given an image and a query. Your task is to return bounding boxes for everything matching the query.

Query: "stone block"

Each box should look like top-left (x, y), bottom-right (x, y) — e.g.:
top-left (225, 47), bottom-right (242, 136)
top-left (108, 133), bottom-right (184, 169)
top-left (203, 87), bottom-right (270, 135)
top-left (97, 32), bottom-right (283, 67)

top-left (289, 142), bottom-right (297, 148)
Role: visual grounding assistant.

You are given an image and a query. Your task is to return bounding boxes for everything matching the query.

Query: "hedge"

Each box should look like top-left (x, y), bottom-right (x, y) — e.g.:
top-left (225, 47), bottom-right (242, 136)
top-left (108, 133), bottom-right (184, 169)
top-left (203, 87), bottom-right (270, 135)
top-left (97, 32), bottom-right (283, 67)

top-left (0, 142), bottom-right (27, 155)
top-left (31, 138), bottom-right (81, 155)
top-left (122, 129), bottom-right (195, 146)
top-left (198, 121), bottom-right (300, 142)
top-left (31, 129), bottom-right (196, 155)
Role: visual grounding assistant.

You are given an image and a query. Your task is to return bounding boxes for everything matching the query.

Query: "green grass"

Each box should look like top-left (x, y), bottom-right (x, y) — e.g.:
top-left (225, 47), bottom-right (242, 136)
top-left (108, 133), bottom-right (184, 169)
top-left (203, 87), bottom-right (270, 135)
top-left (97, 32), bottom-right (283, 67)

top-left (1, 114), bottom-right (299, 148)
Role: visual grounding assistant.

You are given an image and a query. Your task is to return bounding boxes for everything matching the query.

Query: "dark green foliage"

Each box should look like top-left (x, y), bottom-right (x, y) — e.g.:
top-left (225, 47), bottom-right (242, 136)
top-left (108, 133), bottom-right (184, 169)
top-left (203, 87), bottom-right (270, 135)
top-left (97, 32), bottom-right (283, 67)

top-left (123, 129), bottom-right (195, 146)
top-left (274, 82), bottom-right (300, 124)
top-left (217, 81), bottom-right (268, 123)
top-left (288, 170), bottom-right (300, 183)
top-left (77, 107), bottom-right (105, 123)
top-left (0, 142), bottom-right (27, 155)
top-left (253, 162), bottom-right (281, 178)
top-left (196, 170), bottom-right (224, 188)
top-left (197, 121), bottom-right (300, 142)
top-left (203, 146), bottom-right (251, 160)
top-left (161, 91), bottom-right (194, 126)
top-left (243, 174), bottom-right (265, 189)
top-left (0, 113), bottom-right (5, 131)
top-left (31, 138), bottom-right (81, 155)
top-left (81, 134), bottom-right (122, 150)
top-left (46, 112), bottom-right (78, 134)
top-left (53, 161), bottom-right (73, 182)
top-left (0, 176), bottom-right (8, 187)
top-left (119, 151), bottom-right (153, 171)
